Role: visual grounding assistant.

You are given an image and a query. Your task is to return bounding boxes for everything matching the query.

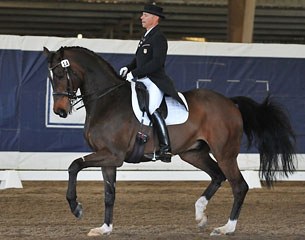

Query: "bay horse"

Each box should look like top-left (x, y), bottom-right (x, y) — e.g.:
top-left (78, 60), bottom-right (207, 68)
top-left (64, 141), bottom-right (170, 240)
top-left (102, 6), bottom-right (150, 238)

top-left (43, 46), bottom-right (296, 236)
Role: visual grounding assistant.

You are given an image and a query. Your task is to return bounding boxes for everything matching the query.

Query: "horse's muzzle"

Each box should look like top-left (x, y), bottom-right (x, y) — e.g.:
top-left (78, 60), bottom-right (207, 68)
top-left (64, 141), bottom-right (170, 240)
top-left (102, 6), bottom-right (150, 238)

top-left (55, 108), bottom-right (68, 118)
top-left (53, 96), bottom-right (71, 118)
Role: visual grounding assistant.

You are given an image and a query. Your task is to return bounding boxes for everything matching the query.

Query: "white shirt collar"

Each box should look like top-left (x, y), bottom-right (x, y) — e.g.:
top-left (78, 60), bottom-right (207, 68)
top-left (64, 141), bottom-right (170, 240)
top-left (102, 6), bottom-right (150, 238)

top-left (144, 26), bottom-right (155, 37)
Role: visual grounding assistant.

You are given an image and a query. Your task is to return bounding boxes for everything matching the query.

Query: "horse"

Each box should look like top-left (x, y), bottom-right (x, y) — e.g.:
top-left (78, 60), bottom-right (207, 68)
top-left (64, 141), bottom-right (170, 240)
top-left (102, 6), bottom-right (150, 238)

top-left (43, 46), bottom-right (296, 237)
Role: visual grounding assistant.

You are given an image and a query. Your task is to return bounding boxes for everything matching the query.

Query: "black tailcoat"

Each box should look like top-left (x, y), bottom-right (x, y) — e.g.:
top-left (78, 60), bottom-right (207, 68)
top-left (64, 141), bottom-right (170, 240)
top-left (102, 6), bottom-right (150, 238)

top-left (126, 26), bottom-right (185, 107)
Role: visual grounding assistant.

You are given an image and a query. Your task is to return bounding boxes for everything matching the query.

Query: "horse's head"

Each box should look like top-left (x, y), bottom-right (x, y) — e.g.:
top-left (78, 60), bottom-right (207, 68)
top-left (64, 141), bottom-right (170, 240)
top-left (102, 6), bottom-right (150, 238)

top-left (44, 47), bottom-right (83, 118)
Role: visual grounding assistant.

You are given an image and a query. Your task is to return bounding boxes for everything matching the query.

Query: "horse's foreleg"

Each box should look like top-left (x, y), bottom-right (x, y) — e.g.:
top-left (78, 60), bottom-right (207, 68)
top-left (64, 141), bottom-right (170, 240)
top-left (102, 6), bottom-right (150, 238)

top-left (103, 166), bottom-right (116, 230)
top-left (66, 151), bottom-right (123, 220)
top-left (66, 157), bottom-right (85, 219)
top-left (87, 166), bottom-right (117, 236)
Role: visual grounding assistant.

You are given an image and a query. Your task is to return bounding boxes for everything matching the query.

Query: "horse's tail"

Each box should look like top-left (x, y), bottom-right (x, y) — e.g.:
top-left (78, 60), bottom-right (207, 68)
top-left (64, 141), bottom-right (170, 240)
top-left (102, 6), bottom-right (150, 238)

top-left (231, 96), bottom-right (296, 187)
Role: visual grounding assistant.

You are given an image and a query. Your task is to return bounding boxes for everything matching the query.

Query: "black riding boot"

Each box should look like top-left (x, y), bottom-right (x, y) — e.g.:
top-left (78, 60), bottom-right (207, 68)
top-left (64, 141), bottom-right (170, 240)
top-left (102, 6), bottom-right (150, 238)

top-left (151, 110), bottom-right (172, 163)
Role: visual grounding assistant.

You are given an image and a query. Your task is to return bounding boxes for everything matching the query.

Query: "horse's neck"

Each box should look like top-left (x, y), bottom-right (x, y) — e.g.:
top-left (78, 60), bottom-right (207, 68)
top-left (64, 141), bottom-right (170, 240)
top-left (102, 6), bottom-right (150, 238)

top-left (80, 65), bottom-right (124, 113)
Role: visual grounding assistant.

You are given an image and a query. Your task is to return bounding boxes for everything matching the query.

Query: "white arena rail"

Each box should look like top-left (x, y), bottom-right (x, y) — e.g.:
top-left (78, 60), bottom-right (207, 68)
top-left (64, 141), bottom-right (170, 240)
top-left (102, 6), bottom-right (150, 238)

top-left (0, 152), bottom-right (304, 189)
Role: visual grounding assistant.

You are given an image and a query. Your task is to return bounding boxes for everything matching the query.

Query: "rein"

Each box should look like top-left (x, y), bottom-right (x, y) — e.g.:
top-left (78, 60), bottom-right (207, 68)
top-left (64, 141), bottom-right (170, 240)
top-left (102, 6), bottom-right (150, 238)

top-left (74, 82), bottom-right (126, 110)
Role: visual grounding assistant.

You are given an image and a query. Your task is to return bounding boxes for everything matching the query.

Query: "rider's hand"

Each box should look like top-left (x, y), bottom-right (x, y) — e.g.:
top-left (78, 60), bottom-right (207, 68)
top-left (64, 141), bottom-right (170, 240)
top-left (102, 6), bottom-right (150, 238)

top-left (126, 72), bottom-right (134, 82)
top-left (119, 67), bottom-right (128, 78)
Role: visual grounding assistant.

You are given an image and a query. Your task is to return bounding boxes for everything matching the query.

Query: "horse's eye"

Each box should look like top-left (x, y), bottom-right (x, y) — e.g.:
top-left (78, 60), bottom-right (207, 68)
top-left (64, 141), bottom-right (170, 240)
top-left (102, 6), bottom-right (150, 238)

top-left (54, 69), bottom-right (65, 79)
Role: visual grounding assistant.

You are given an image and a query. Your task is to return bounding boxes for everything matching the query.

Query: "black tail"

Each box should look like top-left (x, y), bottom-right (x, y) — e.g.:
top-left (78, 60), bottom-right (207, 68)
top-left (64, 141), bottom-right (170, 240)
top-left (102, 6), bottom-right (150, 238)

top-left (231, 96), bottom-right (296, 187)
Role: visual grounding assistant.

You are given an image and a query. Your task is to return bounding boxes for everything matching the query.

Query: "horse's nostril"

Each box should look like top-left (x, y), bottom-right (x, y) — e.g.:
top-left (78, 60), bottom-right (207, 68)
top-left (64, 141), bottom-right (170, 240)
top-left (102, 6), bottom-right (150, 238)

top-left (56, 109), bottom-right (68, 118)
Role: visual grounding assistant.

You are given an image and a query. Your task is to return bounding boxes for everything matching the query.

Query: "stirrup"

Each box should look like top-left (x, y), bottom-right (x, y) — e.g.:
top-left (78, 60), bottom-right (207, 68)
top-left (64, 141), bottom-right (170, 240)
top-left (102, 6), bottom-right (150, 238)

top-left (144, 151), bottom-right (172, 163)
top-left (155, 150), bottom-right (172, 163)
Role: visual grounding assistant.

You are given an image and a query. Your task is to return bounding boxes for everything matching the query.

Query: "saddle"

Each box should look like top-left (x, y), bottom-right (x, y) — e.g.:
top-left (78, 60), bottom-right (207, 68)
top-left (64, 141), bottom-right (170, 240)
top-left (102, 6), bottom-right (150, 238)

top-left (126, 82), bottom-right (166, 164)
top-left (131, 82), bottom-right (187, 126)
top-left (135, 82), bottom-right (167, 120)
top-left (125, 81), bottom-right (189, 164)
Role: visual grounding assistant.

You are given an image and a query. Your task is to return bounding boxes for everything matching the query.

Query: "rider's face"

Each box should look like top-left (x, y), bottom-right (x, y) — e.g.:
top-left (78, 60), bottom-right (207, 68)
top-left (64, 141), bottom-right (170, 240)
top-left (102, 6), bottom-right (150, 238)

top-left (140, 12), bottom-right (159, 30)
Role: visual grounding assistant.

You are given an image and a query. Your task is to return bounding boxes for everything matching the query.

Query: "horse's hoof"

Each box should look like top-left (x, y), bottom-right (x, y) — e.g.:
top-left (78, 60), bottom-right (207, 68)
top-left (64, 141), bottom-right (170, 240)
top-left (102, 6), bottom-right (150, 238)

top-left (87, 224), bottom-right (113, 236)
top-left (196, 214), bottom-right (208, 228)
top-left (210, 228), bottom-right (221, 236)
top-left (72, 202), bottom-right (83, 219)
top-left (211, 220), bottom-right (237, 236)
top-left (210, 227), bottom-right (234, 236)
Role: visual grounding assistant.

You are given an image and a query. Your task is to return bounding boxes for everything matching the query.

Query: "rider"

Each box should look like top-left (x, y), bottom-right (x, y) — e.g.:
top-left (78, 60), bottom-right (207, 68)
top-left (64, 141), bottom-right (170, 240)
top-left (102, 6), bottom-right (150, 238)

top-left (119, 3), bottom-right (185, 163)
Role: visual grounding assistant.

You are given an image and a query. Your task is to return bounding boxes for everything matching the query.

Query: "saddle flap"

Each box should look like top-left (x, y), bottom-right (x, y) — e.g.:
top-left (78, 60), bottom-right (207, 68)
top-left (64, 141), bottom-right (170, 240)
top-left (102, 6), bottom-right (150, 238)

top-left (135, 82), bottom-right (149, 113)
top-left (131, 82), bottom-right (189, 126)
top-left (135, 82), bottom-right (168, 119)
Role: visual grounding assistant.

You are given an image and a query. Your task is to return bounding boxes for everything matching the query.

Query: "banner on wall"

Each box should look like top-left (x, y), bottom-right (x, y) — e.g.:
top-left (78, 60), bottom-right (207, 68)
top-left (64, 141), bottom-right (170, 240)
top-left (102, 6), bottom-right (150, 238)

top-left (45, 81), bottom-right (85, 128)
top-left (1, 35), bottom-right (305, 154)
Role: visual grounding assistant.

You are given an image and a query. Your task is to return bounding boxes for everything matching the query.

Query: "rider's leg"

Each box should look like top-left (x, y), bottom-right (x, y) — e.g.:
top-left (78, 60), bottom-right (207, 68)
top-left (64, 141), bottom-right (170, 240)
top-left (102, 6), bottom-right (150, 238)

top-left (151, 108), bottom-right (172, 162)
top-left (138, 77), bottom-right (171, 162)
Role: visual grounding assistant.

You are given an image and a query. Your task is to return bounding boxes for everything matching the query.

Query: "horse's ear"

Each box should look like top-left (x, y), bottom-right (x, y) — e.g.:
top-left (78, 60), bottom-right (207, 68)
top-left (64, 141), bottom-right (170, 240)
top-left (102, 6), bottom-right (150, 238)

top-left (43, 47), bottom-right (50, 56)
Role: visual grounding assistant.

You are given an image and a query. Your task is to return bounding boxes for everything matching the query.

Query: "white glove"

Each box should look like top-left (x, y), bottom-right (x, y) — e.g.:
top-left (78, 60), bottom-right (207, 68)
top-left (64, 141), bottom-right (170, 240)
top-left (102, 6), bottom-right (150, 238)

top-left (126, 72), bottom-right (134, 82)
top-left (119, 67), bottom-right (128, 78)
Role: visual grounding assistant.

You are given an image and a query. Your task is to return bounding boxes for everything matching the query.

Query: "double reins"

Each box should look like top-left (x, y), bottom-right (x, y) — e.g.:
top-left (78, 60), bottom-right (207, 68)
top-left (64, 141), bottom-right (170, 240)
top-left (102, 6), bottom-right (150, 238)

top-left (48, 54), bottom-right (126, 111)
top-left (73, 81), bottom-right (126, 110)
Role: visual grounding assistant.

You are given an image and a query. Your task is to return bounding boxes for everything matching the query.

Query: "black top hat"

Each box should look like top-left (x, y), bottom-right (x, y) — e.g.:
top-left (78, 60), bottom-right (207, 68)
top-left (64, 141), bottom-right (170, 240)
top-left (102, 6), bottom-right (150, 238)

top-left (143, 4), bottom-right (165, 18)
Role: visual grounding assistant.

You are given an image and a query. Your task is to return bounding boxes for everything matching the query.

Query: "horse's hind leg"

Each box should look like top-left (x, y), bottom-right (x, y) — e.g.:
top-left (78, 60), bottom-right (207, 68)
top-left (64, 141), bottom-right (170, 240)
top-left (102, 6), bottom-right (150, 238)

top-left (179, 146), bottom-right (226, 228)
top-left (210, 156), bottom-right (249, 236)
top-left (195, 155), bottom-right (227, 228)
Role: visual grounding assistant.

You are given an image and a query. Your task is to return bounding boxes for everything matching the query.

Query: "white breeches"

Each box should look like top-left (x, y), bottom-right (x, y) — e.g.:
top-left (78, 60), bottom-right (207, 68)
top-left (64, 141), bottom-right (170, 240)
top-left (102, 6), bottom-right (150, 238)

top-left (137, 77), bottom-right (164, 114)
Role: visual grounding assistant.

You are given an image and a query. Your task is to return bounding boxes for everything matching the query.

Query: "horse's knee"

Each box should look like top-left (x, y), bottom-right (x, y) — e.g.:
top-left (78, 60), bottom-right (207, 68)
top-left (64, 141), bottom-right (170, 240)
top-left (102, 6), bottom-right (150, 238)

top-left (68, 158), bottom-right (84, 174)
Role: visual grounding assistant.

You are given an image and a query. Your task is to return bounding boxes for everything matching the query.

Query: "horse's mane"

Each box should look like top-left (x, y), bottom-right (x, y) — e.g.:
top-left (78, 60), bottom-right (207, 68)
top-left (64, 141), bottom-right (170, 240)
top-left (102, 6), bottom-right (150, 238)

top-left (62, 46), bottom-right (123, 79)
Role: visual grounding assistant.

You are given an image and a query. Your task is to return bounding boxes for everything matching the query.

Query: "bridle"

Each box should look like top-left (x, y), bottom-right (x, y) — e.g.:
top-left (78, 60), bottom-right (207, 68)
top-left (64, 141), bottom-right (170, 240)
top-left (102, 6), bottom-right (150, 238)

top-left (48, 52), bottom-right (127, 111)
top-left (48, 58), bottom-right (79, 100)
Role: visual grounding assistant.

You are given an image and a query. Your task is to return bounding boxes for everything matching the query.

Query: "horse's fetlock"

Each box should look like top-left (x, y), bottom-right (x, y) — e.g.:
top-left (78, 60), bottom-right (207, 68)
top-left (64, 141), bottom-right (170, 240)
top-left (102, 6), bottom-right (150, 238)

top-left (67, 199), bottom-right (77, 211)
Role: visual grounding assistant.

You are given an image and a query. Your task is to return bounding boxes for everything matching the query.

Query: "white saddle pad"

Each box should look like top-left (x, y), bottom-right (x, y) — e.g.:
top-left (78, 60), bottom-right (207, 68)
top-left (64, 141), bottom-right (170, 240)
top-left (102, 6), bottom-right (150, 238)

top-left (131, 82), bottom-right (189, 126)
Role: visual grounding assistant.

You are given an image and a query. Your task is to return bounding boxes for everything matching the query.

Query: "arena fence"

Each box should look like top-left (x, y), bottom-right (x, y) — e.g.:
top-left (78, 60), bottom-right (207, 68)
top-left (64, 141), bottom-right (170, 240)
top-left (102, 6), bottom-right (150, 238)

top-left (1, 35), bottom-right (305, 188)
